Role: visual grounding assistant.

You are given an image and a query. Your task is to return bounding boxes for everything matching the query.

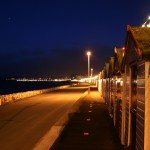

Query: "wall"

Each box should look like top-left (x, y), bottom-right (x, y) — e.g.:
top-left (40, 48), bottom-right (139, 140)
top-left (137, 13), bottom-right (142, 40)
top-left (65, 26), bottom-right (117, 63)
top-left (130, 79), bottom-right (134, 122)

top-left (144, 62), bottom-right (150, 150)
top-left (125, 64), bottom-right (130, 147)
top-left (0, 85), bottom-right (69, 106)
top-left (102, 79), bottom-right (106, 102)
top-left (136, 60), bottom-right (145, 150)
top-left (121, 73), bottom-right (126, 145)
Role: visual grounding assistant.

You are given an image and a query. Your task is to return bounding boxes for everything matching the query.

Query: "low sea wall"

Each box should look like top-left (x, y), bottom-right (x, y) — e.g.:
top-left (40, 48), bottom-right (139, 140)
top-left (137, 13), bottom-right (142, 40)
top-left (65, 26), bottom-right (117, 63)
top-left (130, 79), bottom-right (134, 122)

top-left (0, 85), bottom-right (69, 106)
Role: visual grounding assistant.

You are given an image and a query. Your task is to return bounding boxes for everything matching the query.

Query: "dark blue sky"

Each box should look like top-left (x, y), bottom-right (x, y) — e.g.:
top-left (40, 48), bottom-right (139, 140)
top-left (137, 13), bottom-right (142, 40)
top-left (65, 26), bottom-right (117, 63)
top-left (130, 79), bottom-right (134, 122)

top-left (0, 0), bottom-right (149, 78)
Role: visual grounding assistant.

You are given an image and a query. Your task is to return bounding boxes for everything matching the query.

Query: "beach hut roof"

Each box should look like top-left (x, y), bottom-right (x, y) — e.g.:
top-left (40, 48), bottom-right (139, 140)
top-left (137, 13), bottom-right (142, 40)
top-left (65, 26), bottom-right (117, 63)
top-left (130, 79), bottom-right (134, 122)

top-left (127, 25), bottom-right (150, 60)
top-left (109, 57), bottom-right (114, 77)
top-left (121, 26), bottom-right (150, 72)
top-left (103, 63), bottom-right (109, 78)
top-left (114, 47), bottom-right (124, 74)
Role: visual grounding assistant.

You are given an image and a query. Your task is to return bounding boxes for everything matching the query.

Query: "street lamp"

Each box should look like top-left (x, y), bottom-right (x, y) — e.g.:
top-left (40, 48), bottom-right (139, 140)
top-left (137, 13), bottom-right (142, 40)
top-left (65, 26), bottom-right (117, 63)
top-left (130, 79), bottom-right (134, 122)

top-left (87, 51), bottom-right (91, 94)
top-left (142, 16), bottom-right (150, 27)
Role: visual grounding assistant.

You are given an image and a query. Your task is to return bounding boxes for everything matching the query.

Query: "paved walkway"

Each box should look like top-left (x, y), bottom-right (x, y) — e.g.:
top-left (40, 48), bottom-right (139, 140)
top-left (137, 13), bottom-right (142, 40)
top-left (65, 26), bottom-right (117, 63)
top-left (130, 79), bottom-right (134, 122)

top-left (50, 87), bottom-right (123, 150)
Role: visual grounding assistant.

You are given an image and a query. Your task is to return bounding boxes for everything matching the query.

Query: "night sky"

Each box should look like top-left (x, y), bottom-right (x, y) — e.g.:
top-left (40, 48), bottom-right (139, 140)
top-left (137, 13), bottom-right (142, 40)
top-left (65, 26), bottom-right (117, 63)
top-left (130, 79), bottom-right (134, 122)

top-left (0, 0), bottom-right (149, 78)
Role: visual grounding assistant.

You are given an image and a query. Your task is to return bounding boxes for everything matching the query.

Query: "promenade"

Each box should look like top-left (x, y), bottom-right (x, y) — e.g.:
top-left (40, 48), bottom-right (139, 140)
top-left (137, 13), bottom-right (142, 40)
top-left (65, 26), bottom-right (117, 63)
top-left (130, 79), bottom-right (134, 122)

top-left (0, 86), bottom-right (87, 150)
top-left (50, 86), bottom-right (123, 150)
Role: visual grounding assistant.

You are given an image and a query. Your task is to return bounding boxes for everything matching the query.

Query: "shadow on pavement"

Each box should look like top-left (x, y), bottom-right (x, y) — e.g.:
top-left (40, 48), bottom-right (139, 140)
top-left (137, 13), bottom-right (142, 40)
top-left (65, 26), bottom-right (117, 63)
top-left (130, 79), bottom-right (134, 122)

top-left (50, 88), bottom-right (124, 150)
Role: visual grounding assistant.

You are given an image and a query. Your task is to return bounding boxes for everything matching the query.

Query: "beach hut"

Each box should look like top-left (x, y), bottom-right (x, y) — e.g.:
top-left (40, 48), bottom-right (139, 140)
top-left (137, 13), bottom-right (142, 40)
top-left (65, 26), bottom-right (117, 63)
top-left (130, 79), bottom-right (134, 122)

top-left (102, 63), bottom-right (110, 105)
top-left (97, 71), bottom-right (103, 96)
top-left (121, 25), bottom-right (150, 150)
top-left (113, 47), bottom-right (125, 144)
top-left (108, 57), bottom-right (115, 118)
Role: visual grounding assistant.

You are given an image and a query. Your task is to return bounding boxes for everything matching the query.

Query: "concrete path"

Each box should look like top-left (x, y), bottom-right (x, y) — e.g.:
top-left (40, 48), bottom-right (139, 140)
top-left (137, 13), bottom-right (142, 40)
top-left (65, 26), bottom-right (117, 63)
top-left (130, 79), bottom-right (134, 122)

top-left (50, 87), bottom-right (123, 150)
top-left (0, 86), bottom-right (87, 150)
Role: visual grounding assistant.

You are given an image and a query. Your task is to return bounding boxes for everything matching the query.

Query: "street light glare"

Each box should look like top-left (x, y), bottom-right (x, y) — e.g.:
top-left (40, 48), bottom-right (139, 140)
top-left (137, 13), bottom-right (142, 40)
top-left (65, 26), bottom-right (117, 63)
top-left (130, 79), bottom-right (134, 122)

top-left (142, 16), bottom-right (150, 27)
top-left (87, 51), bottom-right (91, 56)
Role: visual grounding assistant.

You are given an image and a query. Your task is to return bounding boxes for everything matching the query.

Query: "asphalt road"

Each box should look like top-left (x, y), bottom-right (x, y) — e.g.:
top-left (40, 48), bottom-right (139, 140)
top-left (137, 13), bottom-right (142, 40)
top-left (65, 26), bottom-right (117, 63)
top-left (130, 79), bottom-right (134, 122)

top-left (0, 86), bottom-right (87, 150)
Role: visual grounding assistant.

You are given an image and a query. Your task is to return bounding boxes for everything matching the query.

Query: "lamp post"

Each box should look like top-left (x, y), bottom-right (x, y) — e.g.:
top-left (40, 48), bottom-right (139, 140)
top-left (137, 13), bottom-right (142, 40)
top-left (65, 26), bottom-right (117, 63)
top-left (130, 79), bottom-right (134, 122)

top-left (87, 51), bottom-right (91, 94)
top-left (91, 68), bottom-right (93, 84)
top-left (91, 68), bottom-right (93, 77)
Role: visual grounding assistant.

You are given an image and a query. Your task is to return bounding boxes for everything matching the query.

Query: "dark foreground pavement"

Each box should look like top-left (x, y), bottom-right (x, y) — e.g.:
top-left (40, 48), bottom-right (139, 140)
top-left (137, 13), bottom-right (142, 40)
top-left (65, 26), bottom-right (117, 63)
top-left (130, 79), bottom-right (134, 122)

top-left (50, 87), bottom-right (123, 150)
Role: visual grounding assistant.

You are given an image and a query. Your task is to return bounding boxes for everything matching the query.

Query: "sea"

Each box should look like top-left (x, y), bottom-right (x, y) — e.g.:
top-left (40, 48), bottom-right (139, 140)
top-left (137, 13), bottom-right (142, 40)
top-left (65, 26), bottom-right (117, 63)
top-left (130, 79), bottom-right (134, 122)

top-left (0, 80), bottom-right (71, 95)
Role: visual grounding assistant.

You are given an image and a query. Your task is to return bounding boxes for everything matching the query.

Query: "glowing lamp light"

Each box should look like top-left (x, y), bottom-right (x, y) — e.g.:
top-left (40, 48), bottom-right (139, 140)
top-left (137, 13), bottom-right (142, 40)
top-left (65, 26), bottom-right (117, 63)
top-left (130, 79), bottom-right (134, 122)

top-left (142, 16), bottom-right (150, 27)
top-left (122, 47), bottom-right (125, 51)
top-left (87, 51), bottom-right (91, 56)
top-left (114, 47), bottom-right (117, 53)
top-left (147, 24), bottom-right (150, 27)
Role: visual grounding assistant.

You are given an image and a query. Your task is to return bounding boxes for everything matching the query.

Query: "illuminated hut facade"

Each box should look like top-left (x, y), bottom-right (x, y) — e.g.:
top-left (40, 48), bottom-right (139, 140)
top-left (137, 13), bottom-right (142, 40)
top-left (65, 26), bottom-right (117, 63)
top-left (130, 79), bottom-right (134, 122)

top-left (100, 25), bottom-right (150, 150)
top-left (113, 48), bottom-right (124, 143)
top-left (121, 26), bottom-right (150, 150)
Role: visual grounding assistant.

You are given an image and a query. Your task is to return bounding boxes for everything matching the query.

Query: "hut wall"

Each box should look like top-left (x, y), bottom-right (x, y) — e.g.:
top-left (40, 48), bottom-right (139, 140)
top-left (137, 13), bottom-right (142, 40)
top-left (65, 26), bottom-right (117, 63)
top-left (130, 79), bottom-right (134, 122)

top-left (136, 60), bottom-right (145, 150)
top-left (98, 73), bottom-right (102, 96)
top-left (124, 59), bottom-right (145, 149)
top-left (124, 35), bottom-right (143, 148)
top-left (144, 62), bottom-right (150, 150)
top-left (109, 78), bottom-right (113, 117)
top-left (102, 78), bottom-right (106, 102)
top-left (121, 73), bottom-right (126, 145)
top-left (106, 78), bottom-right (110, 106)
top-left (114, 76), bottom-right (122, 136)
top-left (125, 64), bottom-right (130, 147)
top-left (98, 79), bottom-right (102, 95)
top-left (104, 77), bottom-right (112, 113)
top-left (113, 76), bottom-right (117, 126)
top-left (118, 76), bottom-right (123, 141)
